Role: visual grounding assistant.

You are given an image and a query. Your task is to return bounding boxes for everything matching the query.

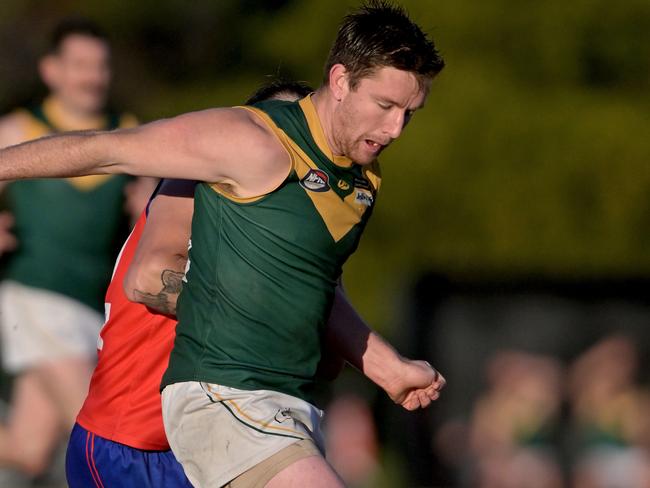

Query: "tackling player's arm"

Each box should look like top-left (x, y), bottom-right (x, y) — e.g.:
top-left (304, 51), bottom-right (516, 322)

top-left (123, 179), bottom-right (197, 315)
top-left (325, 285), bottom-right (446, 410)
top-left (0, 108), bottom-right (290, 197)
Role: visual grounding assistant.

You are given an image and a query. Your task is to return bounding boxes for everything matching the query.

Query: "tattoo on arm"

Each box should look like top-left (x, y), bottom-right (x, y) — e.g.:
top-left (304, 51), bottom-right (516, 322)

top-left (133, 269), bottom-right (184, 315)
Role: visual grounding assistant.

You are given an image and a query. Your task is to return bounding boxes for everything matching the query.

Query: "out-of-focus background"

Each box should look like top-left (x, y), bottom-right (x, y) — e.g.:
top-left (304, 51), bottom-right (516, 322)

top-left (1, 0), bottom-right (650, 487)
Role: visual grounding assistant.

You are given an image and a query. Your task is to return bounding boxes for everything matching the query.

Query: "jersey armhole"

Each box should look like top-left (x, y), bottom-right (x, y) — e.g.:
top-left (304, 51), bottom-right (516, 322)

top-left (206, 106), bottom-right (295, 204)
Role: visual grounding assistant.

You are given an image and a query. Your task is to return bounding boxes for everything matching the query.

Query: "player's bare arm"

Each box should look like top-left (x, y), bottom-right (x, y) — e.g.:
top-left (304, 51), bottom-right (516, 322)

top-left (326, 285), bottom-right (446, 411)
top-left (0, 108), bottom-right (290, 197)
top-left (123, 179), bottom-right (196, 315)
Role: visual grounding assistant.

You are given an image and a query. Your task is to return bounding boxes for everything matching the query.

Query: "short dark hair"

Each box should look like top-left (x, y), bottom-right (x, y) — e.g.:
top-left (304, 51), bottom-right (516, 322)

top-left (245, 78), bottom-right (314, 105)
top-left (323, 1), bottom-right (444, 89)
top-left (50, 17), bottom-right (109, 53)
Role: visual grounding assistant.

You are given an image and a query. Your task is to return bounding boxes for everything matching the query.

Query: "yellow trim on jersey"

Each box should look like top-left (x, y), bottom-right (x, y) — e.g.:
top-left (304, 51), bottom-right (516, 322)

top-left (207, 106), bottom-right (295, 204)
top-left (298, 96), bottom-right (353, 169)
top-left (208, 183), bottom-right (266, 204)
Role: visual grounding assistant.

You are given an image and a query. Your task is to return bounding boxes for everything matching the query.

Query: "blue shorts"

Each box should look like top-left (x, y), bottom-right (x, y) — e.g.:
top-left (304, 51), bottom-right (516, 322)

top-left (66, 423), bottom-right (192, 488)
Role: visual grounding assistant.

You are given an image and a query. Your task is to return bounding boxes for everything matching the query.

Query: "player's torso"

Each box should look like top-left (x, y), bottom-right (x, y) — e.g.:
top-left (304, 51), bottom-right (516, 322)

top-left (77, 209), bottom-right (178, 450)
top-left (164, 96), bottom-right (381, 401)
top-left (1, 100), bottom-right (134, 310)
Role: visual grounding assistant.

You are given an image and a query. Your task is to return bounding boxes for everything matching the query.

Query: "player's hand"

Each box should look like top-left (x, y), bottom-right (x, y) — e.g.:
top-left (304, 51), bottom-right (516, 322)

top-left (0, 211), bottom-right (17, 255)
top-left (385, 358), bottom-right (446, 411)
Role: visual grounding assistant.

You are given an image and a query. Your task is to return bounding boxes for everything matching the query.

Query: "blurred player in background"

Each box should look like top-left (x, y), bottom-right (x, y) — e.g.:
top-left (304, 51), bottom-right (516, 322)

top-left (0, 18), bottom-right (153, 477)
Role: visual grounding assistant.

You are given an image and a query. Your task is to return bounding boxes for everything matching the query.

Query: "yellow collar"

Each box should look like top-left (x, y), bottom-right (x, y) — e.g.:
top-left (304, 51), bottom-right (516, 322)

top-left (42, 96), bottom-right (108, 132)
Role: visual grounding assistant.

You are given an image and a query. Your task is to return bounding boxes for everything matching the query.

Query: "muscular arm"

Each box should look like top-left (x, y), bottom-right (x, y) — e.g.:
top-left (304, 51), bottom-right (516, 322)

top-left (325, 286), bottom-right (446, 410)
top-left (0, 108), bottom-right (290, 198)
top-left (123, 179), bottom-right (197, 315)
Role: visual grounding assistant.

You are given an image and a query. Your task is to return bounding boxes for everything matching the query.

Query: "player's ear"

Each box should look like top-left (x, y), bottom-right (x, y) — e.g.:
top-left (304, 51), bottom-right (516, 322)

top-left (38, 55), bottom-right (58, 90)
top-left (328, 64), bottom-right (349, 102)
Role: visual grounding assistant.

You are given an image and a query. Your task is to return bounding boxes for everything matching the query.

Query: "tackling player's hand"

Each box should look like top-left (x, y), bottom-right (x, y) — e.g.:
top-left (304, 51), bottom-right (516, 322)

top-left (385, 358), bottom-right (446, 411)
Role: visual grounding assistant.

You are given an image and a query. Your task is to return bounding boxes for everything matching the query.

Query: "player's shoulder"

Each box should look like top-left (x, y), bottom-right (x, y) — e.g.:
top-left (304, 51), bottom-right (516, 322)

top-left (197, 106), bottom-right (287, 157)
top-left (162, 107), bottom-right (288, 177)
top-left (238, 106), bottom-right (293, 167)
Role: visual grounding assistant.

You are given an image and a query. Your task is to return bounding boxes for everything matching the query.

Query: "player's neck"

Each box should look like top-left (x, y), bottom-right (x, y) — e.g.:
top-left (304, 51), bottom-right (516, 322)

top-left (311, 89), bottom-right (343, 157)
top-left (43, 95), bottom-right (107, 132)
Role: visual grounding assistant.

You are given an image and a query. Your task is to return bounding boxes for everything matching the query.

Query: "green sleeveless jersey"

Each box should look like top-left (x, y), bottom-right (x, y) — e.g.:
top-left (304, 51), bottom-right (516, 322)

top-left (1, 102), bottom-right (136, 311)
top-left (162, 96), bottom-right (381, 401)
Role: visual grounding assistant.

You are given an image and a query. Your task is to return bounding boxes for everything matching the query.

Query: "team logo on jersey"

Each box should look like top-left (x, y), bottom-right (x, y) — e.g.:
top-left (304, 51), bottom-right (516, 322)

top-left (337, 179), bottom-right (350, 191)
top-left (355, 188), bottom-right (374, 207)
top-left (300, 169), bottom-right (330, 192)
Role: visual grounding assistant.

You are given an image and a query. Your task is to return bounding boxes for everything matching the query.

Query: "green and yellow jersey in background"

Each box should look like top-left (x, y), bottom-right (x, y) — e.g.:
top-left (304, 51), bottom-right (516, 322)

top-left (1, 98), bottom-right (136, 311)
top-left (162, 95), bottom-right (381, 401)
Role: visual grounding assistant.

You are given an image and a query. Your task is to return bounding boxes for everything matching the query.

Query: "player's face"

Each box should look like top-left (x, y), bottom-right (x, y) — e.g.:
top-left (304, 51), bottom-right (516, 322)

top-left (331, 66), bottom-right (430, 165)
top-left (45, 35), bottom-right (111, 114)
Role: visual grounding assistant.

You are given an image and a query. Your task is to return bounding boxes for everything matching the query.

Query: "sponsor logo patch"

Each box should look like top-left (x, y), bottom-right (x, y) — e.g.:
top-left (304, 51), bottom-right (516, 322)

top-left (300, 169), bottom-right (330, 192)
top-left (355, 189), bottom-right (374, 207)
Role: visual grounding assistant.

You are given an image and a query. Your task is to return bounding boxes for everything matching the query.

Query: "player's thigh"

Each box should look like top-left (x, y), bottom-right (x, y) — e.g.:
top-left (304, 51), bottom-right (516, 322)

top-left (264, 454), bottom-right (345, 488)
